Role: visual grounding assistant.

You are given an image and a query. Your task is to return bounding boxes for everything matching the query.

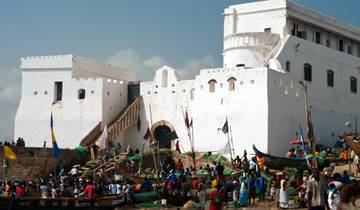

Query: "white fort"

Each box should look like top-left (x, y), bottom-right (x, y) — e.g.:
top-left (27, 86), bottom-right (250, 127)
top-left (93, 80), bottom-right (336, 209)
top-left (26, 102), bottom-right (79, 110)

top-left (15, 0), bottom-right (360, 156)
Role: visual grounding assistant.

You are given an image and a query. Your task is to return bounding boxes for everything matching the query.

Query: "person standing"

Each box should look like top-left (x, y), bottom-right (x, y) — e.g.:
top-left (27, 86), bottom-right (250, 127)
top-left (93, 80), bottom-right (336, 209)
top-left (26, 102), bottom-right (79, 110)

top-left (83, 180), bottom-right (96, 209)
top-left (256, 174), bottom-right (266, 202)
top-left (197, 179), bottom-right (207, 210)
top-left (307, 171), bottom-right (326, 210)
top-left (248, 173), bottom-right (256, 205)
top-left (279, 178), bottom-right (289, 208)
top-left (175, 140), bottom-right (181, 153)
top-left (239, 175), bottom-right (248, 207)
top-left (216, 162), bottom-right (225, 184)
top-left (209, 184), bottom-right (224, 210)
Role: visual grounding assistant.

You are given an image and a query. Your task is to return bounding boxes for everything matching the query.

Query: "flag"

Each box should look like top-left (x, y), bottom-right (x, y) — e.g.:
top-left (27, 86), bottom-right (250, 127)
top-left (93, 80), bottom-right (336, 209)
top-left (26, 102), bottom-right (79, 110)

top-left (219, 141), bottom-right (231, 155)
top-left (306, 110), bottom-right (314, 140)
top-left (96, 124), bottom-right (108, 150)
top-left (143, 127), bottom-right (152, 141)
top-left (50, 112), bottom-right (61, 158)
top-left (299, 125), bottom-right (310, 167)
top-left (3, 146), bottom-right (16, 160)
top-left (184, 111), bottom-right (190, 129)
top-left (222, 119), bottom-right (229, 134)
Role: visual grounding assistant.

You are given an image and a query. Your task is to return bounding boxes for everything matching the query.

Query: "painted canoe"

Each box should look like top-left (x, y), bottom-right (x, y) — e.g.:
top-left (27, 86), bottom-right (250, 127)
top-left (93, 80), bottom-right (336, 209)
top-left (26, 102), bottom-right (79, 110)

top-left (252, 145), bottom-right (308, 170)
top-left (0, 191), bottom-right (160, 210)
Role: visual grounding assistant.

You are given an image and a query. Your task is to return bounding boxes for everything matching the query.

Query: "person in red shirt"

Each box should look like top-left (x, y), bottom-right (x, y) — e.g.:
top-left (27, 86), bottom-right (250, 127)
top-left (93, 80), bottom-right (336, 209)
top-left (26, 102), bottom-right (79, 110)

top-left (175, 140), bottom-right (181, 153)
top-left (83, 179), bottom-right (96, 208)
top-left (16, 182), bottom-right (25, 198)
top-left (209, 184), bottom-right (224, 210)
top-left (175, 159), bottom-right (184, 171)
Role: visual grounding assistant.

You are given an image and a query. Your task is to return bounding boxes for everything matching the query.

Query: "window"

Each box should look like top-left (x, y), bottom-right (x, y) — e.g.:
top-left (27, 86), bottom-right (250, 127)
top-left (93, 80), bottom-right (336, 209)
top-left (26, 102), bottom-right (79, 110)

top-left (347, 45), bottom-right (353, 55)
top-left (236, 64), bottom-right (245, 67)
top-left (227, 77), bottom-right (236, 91)
top-left (339, 40), bottom-right (344, 52)
top-left (350, 76), bottom-right (357, 93)
top-left (285, 61), bottom-right (291, 72)
top-left (326, 39), bottom-right (331, 47)
top-left (78, 89), bottom-right (85, 99)
top-left (208, 79), bottom-right (217, 93)
top-left (161, 69), bottom-right (168, 87)
top-left (54, 81), bottom-right (63, 102)
top-left (357, 46), bottom-right (360, 57)
top-left (327, 70), bottom-right (334, 87)
top-left (33, 91), bottom-right (38, 95)
top-left (315, 32), bottom-right (321, 44)
top-left (264, 28), bottom-right (271, 33)
top-left (304, 63), bottom-right (312, 82)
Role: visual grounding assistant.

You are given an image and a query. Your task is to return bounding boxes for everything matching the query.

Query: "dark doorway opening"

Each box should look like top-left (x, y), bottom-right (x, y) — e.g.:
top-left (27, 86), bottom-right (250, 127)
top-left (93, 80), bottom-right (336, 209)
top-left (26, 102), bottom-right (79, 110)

top-left (154, 125), bottom-right (178, 149)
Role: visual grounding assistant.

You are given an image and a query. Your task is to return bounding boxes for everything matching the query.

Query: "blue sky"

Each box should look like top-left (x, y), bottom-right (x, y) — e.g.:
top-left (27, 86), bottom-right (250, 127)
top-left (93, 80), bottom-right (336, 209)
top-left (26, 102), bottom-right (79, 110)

top-left (0, 0), bottom-right (359, 140)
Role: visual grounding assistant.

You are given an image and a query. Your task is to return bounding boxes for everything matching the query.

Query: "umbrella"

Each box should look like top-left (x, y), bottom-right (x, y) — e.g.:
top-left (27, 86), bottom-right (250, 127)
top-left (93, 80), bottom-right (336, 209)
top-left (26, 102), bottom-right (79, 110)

top-left (328, 181), bottom-right (342, 189)
top-left (289, 139), bottom-right (309, 145)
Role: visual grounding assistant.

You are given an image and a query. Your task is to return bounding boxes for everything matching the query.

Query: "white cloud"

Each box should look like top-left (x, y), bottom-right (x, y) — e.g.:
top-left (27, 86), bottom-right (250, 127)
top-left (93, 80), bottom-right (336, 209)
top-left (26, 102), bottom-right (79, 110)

top-left (0, 67), bottom-right (21, 140)
top-left (106, 49), bottom-right (217, 80)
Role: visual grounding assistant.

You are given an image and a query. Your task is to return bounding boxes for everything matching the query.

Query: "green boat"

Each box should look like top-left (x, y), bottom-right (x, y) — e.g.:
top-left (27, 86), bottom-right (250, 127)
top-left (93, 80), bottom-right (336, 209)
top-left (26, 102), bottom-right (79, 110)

top-left (252, 145), bottom-right (308, 170)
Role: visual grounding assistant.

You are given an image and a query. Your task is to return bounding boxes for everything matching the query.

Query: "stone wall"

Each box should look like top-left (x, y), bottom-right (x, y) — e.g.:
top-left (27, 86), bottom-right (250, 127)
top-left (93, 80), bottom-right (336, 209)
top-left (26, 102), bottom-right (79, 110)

top-left (0, 147), bottom-right (88, 181)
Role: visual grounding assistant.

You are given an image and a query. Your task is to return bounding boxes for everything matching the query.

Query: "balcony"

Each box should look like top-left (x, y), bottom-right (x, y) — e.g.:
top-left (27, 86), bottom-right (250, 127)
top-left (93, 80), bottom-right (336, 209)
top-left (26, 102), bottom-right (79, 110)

top-left (223, 32), bottom-right (280, 52)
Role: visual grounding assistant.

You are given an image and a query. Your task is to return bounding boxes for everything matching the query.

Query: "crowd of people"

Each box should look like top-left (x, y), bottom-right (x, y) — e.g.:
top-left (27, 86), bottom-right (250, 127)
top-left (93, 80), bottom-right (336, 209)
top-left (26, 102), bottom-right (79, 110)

top-left (0, 138), bottom-right (359, 210)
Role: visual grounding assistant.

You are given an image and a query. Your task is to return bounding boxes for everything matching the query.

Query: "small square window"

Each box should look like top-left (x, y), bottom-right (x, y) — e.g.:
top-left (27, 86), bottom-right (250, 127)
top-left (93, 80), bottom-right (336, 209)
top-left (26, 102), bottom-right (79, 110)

top-left (34, 91), bottom-right (38, 95)
top-left (220, 83), bottom-right (223, 88)
top-left (172, 84), bottom-right (175, 87)
top-left (147, 91), bottom-right (151, 95)
top-left (264, 28), bottom-right (271, 33)
top-left (44, 91), bottom-right (47, 95)
top-left (91, 90), bottom-right (94, 94)
top-left (172, 91), bottom-right (175, 93)
top-left (250, 80), bottom-right (255, 84)
top-left (182, 89), bottom-right (186, 93)
top-left (240, 81), bottom-right (244, 85)
top-left (155, 85), bottom-right (158, 88)
top-left (154, 91), bottom-right (158, 94)
top-left (107, 91), bottom-right (110, 96)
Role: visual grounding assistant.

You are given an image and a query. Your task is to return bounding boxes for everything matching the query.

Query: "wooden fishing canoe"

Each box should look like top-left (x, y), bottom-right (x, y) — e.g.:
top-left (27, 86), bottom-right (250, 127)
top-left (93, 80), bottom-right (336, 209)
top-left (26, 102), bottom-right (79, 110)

top-left (252, 145), bottom-right (308, 170)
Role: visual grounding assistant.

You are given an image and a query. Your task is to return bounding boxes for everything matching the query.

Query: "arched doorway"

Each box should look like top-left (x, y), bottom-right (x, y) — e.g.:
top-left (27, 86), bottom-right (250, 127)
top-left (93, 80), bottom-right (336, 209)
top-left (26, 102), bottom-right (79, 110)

top-left (151, 120), bottom-right (178, 149)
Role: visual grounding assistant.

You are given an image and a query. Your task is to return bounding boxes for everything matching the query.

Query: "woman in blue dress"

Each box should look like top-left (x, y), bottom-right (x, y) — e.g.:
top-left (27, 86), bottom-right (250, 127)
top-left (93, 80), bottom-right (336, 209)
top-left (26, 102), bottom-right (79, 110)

top-left (239, 175), bottom-right (248, 207)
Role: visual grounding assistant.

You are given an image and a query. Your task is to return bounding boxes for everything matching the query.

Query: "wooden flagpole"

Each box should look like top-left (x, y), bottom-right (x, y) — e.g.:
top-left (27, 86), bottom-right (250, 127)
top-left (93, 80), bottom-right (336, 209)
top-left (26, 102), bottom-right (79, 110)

top-left (229, 125), bottom-right (235, 160)
top-left (181, 106), bottom-right (196, 169)
top-left (148, 105), bottom-right (158, 172)
top-left (225, 117), bottom-right (234, 161)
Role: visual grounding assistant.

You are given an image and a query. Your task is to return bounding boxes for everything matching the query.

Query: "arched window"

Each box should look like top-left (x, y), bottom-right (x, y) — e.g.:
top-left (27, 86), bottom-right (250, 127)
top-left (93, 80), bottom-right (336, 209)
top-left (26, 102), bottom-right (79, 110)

top-left (208, 79), bottom-right (217, 93)
top-left (78, 89), bottom-right (86, 99)
top-left (286, 61), bottom-right (291, 72)
top-left (161, 69), bottom-right (168, 87)
top-left (304, 63), bottom-right (312, 82)
top-left (227, 77), bottom-right (236, 91)
top-left (350, 76), bottom-right (357, 93)
top-left (327, 70), bottom-right (334, 87)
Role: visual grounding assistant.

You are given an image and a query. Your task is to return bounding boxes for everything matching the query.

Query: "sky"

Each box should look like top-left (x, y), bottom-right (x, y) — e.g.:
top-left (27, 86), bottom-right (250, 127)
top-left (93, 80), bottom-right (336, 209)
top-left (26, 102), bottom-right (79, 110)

top-left (0, 0), bottom-right (359, 140)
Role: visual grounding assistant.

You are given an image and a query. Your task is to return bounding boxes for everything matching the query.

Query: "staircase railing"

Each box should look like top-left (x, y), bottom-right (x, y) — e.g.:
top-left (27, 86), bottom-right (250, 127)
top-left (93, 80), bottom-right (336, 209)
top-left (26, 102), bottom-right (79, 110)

top-left (80, 96), bottom-right (142, 146)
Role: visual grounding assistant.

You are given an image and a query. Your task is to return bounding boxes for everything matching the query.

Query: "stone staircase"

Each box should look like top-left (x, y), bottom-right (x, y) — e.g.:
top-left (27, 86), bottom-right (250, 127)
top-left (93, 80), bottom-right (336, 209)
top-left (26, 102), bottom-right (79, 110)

top-left (80, 96), bottom-right (142, 146)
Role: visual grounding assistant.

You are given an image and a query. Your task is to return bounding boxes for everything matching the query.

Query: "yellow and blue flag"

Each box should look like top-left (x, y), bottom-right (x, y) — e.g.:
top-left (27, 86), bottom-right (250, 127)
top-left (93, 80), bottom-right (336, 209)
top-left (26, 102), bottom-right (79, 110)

top-left (3, 145), bottom-right (16, 160)
top-left (50, 112), bottom-right (61, 158)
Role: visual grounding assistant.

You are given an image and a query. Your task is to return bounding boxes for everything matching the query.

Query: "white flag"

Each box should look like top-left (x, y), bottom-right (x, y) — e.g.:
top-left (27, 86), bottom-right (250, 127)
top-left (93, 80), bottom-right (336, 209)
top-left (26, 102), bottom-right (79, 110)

top-left (96, 124), bottom-right (108, 150)
top-left (219, 141), bottom-right (231, 155)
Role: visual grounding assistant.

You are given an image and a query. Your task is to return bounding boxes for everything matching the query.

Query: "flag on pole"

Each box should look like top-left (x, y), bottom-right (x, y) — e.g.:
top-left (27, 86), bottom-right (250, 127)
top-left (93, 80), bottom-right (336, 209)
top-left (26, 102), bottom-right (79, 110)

top-left (299, 125), bottom-right (310, 166)
top-left (143, 127), bottom-right (152, 141)
top-left (222, 119), bottom-right (229, 134)
top-left (96, 124), bottom-right (108, 150)
top-left (184, 111), bottom-right (190, 129)
top-left (219, 141), bottom-right (231, 155)
top-left (189, 118), bottom-right (193, 127)
top-left (3, 146), bottom-right (16, 160)
top-left (50, 112), bottom-right (61, 158)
